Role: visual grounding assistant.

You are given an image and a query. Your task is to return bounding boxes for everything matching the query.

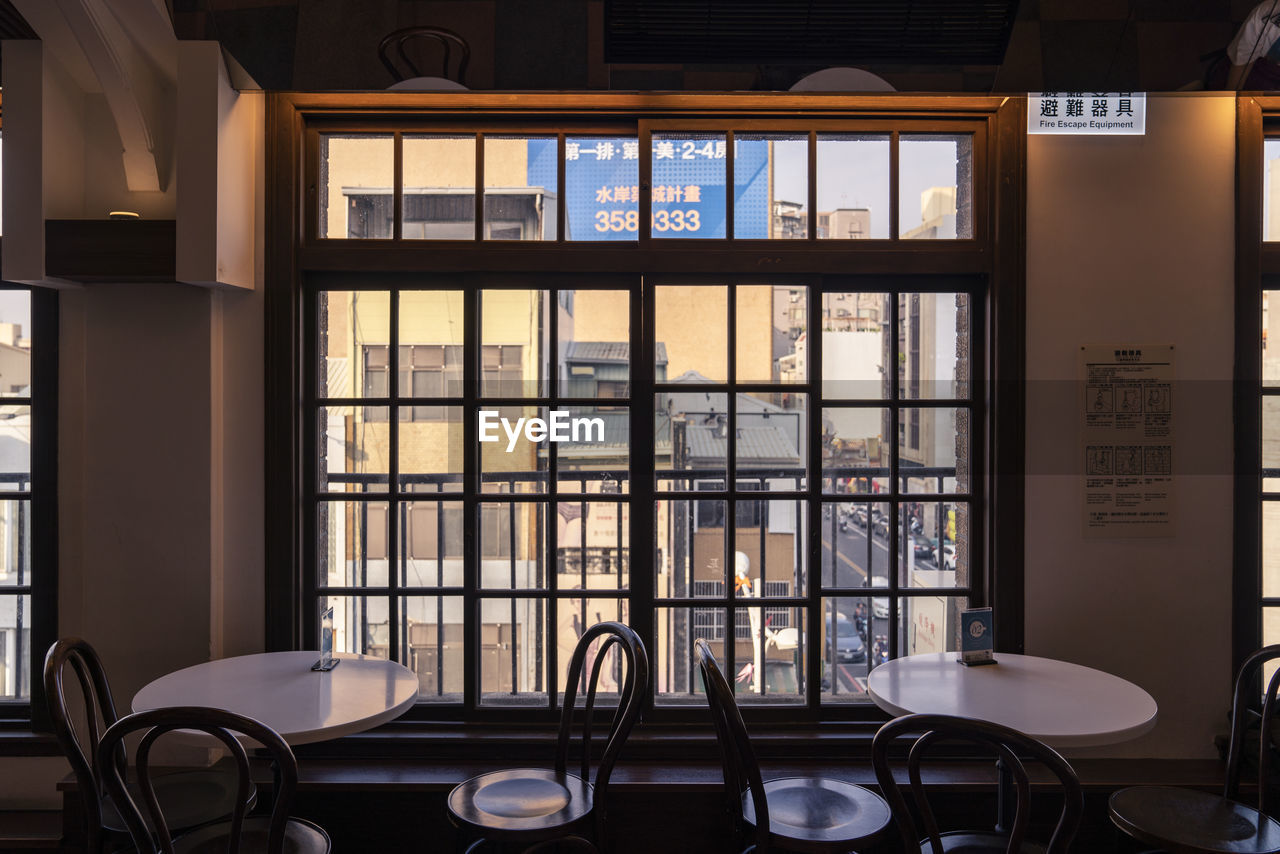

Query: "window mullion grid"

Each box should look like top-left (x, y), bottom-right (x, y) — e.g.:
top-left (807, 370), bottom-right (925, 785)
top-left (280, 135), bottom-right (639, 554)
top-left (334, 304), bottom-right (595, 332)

top-left (725, 130), bottom-right (735, 240)
top-left (633, 279), bottom-right (657, 718)
top-left (806, 278), bottom-right (821, 710)
top-left (807, 132), bottom-right (817, 241)
top-left (726, 283), bottom-right (739, 682)
top-left (889, 131), bottom-right (900, 241)
top-left (475, 134), bottom-right (485, 242)
top-left (392, 133), bottom-right (403, 241)
top-left (463, 283), bottom-right (480, 711)
top-left (388, 291), bottom-right (402, 665)
top-left (556, 134), bottom-right (567, 243)
top-left (887, 291), bottom-right (900, 660)
top-left (547, 286), bottom-right (559, 712)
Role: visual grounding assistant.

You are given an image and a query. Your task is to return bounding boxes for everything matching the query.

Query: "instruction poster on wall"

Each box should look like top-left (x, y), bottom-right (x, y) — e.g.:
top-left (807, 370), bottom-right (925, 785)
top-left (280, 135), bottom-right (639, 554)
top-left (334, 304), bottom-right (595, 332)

top-left (1081, 345), bottom-right (1175, 537)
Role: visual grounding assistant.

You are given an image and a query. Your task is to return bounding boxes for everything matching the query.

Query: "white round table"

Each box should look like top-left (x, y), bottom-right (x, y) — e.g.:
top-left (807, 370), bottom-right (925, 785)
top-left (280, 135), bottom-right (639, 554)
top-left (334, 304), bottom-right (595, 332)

top-left (133, 651), bottom-right (419, 745)
top-left (866, 652), bottom-right (1158, 748)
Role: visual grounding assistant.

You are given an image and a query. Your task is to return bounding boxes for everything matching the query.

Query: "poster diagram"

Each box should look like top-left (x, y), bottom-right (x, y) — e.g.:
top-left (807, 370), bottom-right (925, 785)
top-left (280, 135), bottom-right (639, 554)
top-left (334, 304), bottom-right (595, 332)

top-left (1081, 345), bottom-right (1175, 538)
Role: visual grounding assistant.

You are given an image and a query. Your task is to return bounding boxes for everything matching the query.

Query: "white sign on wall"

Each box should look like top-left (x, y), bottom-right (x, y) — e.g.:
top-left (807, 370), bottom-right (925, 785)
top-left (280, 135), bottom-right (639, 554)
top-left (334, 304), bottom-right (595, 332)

top-left (1028, 93), bottom-right (1146, 136)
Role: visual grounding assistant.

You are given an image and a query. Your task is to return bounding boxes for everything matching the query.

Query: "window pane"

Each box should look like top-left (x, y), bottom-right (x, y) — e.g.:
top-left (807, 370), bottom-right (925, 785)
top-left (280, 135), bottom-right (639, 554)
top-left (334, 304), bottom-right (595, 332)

top-left (555, 406), bottom-right (630, 494)
top-left (555, 599), bottom-right (630, 698)
top-left (320, 405), bottom-right (388, 493)
top-left (320, 291), bottom-right (390, 399)
top-left (821, 596), bottom-right (873, 703)
top-left (0, 291), bottom-right (31, 396)
top-left (899, 407), bottom-right (966, 494)
top-left (480, 502), bottom-right (546, 589)
top-left (0, 594), bottom-right (30, 700)
top-left (403, 596), bottom-right (464, 701)
top-left (822, 501), bottom-right (890, 590)
top-left (655, 609), bottom-right (725, 704)
top-left (817, 134), bottom-right (889, 240)
top-left (0, 500), bottom-right (30, 587)
top-left (656, 499), bottom-right (728, 598)
top-left (485, 136), bottom-right (557, 240)
top-left (318, 500), bottom-right (388, 587)
top-left (898, 501), bottom-right (966, 589)
top-left (1267, 139), bottom-right (1280, 241)
top-left (899, 293), bottom-right (968, 400)
top-left (402, 500), bottom-right (464, 587)
top-left (736, 286), bottom-right (805, 384)
top-left (736, 393), bottom-right (806, 490)
top-left (821, 292), bottom-right (890, 398)
top-left (900, 595), bottom-right (966, 656)
top-left (735, 134), bottom-right (807, 240)
top-left (899, 134), bottom-right (972, 240)
top-left (556, 502), bottom-right (629, 590)
top-left (400, 406), bottom-right (464, 490)
top-left (403, 135), bottom-right (476, 240)
top-left (822, 408), bottom-right (890, 494)
top-left (1265, 607), bottom-right (1280, 693)
top-left (399, 290), bottom-right (465, 397)
top-left (559, 290), bottom-right (630, 398)
top-left (1266, 292), bottom-right (1280, 386)
top-left (733, 607), bottom-right (805, 705)
top-left (481, 290), bottom-right (548, 397)
top-left (655, 285), bottom-right (727, 382)
top-left (652, 133), bottom-right (725, 239)
top-left (1265, 502), bottom-right (1280, 599)
top-left (481, 405), bottom-right (549, 494)
top-left (734, 502), bottom-right (806, 596)
top-left (320, 134), bottom-right (394, 239)
top-left (656, 393), bottom-right (728, 491)
top-left (480, 597), bottom-right (547, 704)
top-left (566, 136), bottom-right (639, 241)
top-left (322, 595), bottom-right (390, 659)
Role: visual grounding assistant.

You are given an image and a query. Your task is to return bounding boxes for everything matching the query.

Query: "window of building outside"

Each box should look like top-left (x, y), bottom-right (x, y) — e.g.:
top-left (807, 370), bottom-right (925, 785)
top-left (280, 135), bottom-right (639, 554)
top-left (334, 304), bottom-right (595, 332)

top-left (277, 98), bottom-right (1016, 721)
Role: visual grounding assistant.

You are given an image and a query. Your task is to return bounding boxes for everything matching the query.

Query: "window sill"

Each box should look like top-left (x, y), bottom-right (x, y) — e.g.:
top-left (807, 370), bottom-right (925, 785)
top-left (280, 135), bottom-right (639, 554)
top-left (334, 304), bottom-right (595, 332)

top-left (0, 726), bottom-right (61, 757)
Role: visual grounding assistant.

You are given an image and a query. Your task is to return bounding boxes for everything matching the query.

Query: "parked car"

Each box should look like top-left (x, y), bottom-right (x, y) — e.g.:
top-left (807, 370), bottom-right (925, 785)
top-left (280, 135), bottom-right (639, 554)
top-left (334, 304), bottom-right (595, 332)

top-left (935, 543), bottom-right (957, 570)
top-left (869, 576), bottom-right (889, 619)
top-left (910, 534), bottom-right (934, 562)
top-left (825, 615), bottom-right (867, 663)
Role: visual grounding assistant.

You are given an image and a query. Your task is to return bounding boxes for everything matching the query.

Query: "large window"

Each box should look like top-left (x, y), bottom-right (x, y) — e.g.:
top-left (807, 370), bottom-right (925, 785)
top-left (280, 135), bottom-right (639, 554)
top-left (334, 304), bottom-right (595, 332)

top-left (0, 285), bottom-right (54, 719)
top-left (270, 94), bottom-right (1024, 720)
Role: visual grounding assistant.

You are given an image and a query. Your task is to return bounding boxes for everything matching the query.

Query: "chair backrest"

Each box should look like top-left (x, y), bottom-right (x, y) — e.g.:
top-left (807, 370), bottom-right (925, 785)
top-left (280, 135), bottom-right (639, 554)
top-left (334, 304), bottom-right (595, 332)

top-left (378, 26), bottom-right (470, 85)
top-left (555, 621), bottom-right (649, 836)
top-left (694, 638), bottom-right (771, 854)
top-left (872, 713), bottom-right (1083, 854)
top-left (96, 706), bottom-right (297, 854)
top-left (43, 637), bottom-right (123, 851)
top-left (1225, 644), bottom-right (1280, 810)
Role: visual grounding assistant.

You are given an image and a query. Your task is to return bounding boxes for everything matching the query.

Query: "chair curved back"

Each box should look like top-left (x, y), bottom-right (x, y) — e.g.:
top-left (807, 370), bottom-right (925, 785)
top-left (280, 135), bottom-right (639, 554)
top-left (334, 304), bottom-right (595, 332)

top-left (43, 637), bottom-right (124, 852)
top-left (555, 621), bottom-right (649, 836)
top-left (872, 713), bottom-right (1083, 854)
top-left (378, 26), bottom-right (470, 85)
top-left (96, 707), bottom-right (297, 854)
top-left (1225, 644), bottom-right (1280, 811)
top-left (694, 638), bottom-right (771, 854)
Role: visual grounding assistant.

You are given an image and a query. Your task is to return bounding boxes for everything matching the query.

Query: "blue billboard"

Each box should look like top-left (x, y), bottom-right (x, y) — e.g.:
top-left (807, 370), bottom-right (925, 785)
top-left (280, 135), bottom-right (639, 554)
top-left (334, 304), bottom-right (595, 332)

top-left (545, 136), bottom-right (770, 241)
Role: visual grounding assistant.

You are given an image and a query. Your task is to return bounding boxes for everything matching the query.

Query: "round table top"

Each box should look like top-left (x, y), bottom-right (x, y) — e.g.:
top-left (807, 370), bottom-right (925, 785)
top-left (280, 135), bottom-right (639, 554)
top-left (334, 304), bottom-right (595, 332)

top-left (132, 651), bottom-right (419, 745)
top-left (866, 652), bottom-right (1158, 748)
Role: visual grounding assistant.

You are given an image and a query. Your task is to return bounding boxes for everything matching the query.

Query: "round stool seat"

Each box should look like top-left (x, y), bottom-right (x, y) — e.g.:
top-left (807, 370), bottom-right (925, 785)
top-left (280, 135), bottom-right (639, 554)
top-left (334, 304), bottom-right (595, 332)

top-left (740, 776), bottom-right (892, 852)
top-left (1110, 786), bottom-right (1280, 853)
top-left (914, 832), bottom-right (1046, 853)
top-left (449, 768), bottom-right (593, 841)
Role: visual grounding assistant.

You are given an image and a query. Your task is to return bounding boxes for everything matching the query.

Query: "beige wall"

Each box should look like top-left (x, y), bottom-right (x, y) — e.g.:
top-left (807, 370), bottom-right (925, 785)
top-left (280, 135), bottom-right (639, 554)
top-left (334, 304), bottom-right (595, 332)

top-left (1026, 93), bottom-right (1235, 758)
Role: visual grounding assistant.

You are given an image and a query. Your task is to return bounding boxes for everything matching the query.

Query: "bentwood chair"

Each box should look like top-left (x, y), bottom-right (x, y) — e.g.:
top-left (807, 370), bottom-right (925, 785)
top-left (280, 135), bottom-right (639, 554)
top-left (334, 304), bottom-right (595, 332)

top-left (448, 621), bottom-right (649, 853)
top-left (694, 638), bottom-right (892, 854)
top-left (872, 713), bottom-right (1083, 854)
top-left (1108, 644), bottom-right (1280, 854)
top-left (44, 638), bottom-right (256, 854)
top-left (96, 706), bottom-right (329, 854)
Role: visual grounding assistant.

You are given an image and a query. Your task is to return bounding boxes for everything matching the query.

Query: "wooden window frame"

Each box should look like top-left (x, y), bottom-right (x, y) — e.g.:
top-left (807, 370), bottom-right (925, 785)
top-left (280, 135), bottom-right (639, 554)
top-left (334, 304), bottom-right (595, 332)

top-left (265, 92), bottom-right (1027, 725)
